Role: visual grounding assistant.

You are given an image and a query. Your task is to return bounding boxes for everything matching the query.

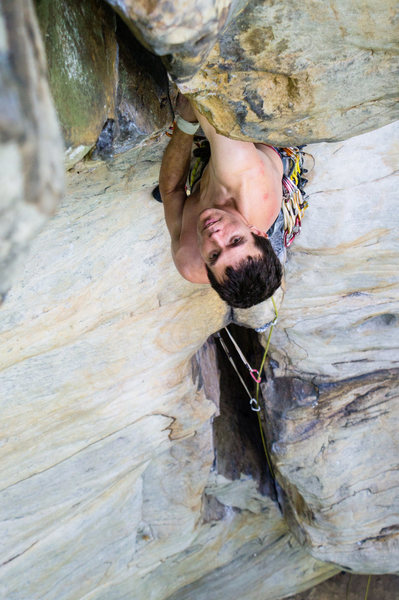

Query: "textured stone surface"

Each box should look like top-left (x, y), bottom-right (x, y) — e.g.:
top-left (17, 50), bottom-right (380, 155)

top-left (180, 0), bottom-right (399, 145)
top-left (32, 0), bottom-right (399, 167)
top-left (287, 572), bottom-right (399, 600)
top-left (263, 121), bottom-right (399, 573)
top-left (92, 18), bottom-right (173, 159)
top-left (0, 135), bottom-right (331, 600)
top-left (104, 0), bottom-right (249, 80)
top-left (36, 0), bottom-right (173, 167)
top-left (2, 1), bottom-right (398, 596)
top-left (35, 0), bottom-right (399, 156)
top-left (0, 0), bottom-right (64, 302)
top-left (1, 119), bottom-right (398, 598)
top-left (36, 0), bottom-right (118, 166)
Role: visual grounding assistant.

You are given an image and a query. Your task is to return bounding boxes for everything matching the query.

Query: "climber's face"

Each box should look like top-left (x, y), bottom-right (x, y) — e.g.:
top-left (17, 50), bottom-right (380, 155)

top-left (197, 208), bottom-right (264, 281)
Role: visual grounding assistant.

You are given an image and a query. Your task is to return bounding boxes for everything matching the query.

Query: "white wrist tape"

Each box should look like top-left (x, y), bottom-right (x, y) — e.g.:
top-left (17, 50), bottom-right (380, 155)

top-left (175, 114), bottom-right (200, 135)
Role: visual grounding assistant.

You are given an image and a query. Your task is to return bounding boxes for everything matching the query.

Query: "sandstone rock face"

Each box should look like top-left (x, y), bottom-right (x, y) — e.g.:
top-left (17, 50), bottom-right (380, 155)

top-left (179, 0), bottom-right (399, 145)
top-left (36, 0), bottom-right (118, 166)
top-left (0, 136), bottom-right (334, 600)
top-left (93, 18), bottom-right (173, 159)
top-left (104, 0), bottom-right (249, 79)
top-left (36, 0), bottom-right (173, 167)
top-left (1, 1), bottom-right (398, 594)
top-left (289, 572), bottom-right (399, 600)
top-left (0, 0), bottom-right (64, 302)
top-left (264, 121), bottom-right (399, 573)
top-left (36, 0), bottom-right (399, 153)
top-left (1, 117), bottom-right (398, 598)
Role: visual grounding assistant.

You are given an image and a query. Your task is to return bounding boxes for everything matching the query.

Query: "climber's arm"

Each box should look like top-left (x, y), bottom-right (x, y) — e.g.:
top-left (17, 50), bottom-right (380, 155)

top-left (159, 126), bottom-right (193, 243)
top-left (160, 94), bottom-right (198, 243)
top-left (192, 105), bottom-right (262, 185)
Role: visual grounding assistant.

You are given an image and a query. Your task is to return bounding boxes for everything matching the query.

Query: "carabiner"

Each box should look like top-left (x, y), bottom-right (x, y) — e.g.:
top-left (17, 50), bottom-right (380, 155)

top-left (249, 398), bottom-right (261, 412)
top-left (292, 215), bottom-right (301, 234)
top-left (250, 368), bottom-right (261, 383)
top-left (284, 229), bottom-right (295, 247)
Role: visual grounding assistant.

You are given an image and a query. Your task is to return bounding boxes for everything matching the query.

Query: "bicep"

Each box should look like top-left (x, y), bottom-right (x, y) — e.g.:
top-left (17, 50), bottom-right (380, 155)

top-left (161, 188), bottom-right (186, 242)
top-left (160, 188), bottom-right (208, 283)
top-left (173, 244), bottom-right (209, 284)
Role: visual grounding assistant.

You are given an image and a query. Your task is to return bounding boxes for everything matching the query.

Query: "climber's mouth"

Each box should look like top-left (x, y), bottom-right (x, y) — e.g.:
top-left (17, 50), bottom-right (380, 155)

top-left (203, 218), bottom-right (221, 231)
top-left (198, 208), bottom-right (225, 234)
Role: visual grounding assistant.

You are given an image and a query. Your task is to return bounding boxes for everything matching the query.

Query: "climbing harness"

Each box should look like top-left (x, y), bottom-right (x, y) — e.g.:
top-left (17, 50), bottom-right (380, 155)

top-left (217, 296), bottom-right (279, 477)
top-left (187, 137), bottom-right (210, 194)
top-left (279, 147), bottom-right (312, 247)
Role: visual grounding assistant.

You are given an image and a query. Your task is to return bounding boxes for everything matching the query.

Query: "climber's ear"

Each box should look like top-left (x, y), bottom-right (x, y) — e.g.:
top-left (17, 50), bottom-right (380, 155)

top-left (249, 225), bottom-right (268, 238)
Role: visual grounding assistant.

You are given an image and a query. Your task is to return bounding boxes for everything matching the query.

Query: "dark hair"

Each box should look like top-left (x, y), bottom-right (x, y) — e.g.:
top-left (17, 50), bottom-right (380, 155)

top-left (206, 233), bottom-right (282, 308)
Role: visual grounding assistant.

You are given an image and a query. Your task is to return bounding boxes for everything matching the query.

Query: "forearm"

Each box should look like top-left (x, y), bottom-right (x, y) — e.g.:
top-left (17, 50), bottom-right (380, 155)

top-left (159, 126), bottom-right (194, 198)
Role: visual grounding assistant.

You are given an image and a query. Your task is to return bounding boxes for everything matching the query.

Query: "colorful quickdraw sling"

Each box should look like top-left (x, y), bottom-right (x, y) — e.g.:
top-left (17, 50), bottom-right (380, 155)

top-left (279, 147), bottom-right (312, 247)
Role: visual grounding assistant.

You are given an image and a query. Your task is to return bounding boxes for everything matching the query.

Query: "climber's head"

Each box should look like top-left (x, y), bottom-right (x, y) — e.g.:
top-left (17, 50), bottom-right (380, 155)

top-left (197, 208), bottom-right (282, 308)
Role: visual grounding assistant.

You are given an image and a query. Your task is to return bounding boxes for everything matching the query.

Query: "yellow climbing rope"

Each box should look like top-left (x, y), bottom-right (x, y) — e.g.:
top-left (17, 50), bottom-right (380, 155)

top-left (254, 295), bottom-right (278, 478)
top-left (217, 297), bottom-right (279, 478)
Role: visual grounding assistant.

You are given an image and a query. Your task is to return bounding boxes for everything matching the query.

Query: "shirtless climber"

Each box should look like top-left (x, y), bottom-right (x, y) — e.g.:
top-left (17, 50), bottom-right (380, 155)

top-left (159, 93), bottom-right (283, 309)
